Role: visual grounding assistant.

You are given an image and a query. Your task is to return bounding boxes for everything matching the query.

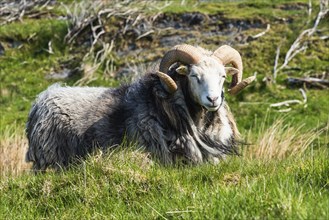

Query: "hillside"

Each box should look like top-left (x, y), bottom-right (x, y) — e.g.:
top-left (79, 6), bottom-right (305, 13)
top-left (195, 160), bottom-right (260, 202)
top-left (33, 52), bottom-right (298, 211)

top-left (0, 0), bottom-right (328, 219)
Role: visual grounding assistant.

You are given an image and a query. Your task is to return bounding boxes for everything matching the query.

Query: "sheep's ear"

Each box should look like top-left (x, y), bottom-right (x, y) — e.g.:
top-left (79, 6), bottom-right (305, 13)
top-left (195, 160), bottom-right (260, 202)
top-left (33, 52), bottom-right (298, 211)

top-left (225, 67), bottom-right (240, 76)
top-left (176, 66), bottom-right (188, 75)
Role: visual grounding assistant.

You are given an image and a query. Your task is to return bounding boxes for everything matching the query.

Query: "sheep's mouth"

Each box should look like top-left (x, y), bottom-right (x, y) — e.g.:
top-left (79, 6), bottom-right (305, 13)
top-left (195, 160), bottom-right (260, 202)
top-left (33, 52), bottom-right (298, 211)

top-left (203, 98), bottom-right (224, 111)
top-left (204, 104), bottom-right (220, 112)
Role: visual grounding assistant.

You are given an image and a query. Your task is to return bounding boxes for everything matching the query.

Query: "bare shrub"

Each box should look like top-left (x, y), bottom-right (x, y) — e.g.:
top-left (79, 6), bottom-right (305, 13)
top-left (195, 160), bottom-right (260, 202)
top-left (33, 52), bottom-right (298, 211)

top-left (0, 0), bottom-right (53, 25)
top-left (62, 0), bottom-right (163, 84)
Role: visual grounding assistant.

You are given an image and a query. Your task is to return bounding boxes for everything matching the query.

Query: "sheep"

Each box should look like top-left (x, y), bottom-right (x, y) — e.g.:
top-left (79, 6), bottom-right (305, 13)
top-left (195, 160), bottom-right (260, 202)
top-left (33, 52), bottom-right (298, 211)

top-left (25, 44), bottom-right (255, 171)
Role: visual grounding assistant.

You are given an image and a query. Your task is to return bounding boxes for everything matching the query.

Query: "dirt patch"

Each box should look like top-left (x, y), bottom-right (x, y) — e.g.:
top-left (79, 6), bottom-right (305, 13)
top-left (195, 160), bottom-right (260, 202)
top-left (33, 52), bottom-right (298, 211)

top-left (277, 2), bottom-right (308, 11)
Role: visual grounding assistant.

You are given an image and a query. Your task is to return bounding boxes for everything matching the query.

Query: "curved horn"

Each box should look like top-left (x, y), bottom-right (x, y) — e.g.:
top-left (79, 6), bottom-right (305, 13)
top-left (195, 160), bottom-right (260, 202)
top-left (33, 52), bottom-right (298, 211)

top-left (159, 44), bottom-right (203, 73)
top-left (158, 44), bottom-right (203, 93)
top-left (228, 76), bottom-right (256, 95)
top-left (156, 71), bottom-right (177, 93)
top-left (212, 45), bottom-right (244, 93)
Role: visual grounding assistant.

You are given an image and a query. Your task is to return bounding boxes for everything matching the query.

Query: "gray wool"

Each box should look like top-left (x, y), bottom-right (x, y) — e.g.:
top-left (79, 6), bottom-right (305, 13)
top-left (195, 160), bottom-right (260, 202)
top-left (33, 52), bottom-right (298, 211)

top-left (26, 73), bottom-right (238, 171)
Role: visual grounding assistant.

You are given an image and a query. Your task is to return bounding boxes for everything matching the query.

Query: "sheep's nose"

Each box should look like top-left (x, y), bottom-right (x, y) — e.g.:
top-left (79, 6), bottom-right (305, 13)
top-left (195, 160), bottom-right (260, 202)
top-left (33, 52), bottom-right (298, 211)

top-left (207, 96), bottom-right (219, 104)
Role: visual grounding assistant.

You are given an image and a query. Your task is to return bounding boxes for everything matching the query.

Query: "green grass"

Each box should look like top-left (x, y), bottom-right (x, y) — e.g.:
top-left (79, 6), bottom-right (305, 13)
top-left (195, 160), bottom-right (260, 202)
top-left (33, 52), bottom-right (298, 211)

top-left (0, 0), bottom-right (328, 219)
top-left (1, 147), bottom-right (328, 219)
top-left (162, 0), bottom-right (313, 20)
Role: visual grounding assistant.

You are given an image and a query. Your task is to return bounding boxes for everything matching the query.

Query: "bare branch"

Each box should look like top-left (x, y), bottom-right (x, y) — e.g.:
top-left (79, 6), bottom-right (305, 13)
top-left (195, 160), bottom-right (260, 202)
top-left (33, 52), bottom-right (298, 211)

top-left (273, 44), bottom-right (281, 83)
top-left (287, 76), bottom-right (329, 89)
top-left (136, 30), bottom-right (155, 40)
top-left (299, 88), bottom-right (307, 103)
top-left (251, 24), bottom-right (270, 39)
top-left (273, 1), bottom-right (329, 80)
top-left (270, 88), bottom-right (308, 111)
top-left (270, 100), bottom-right (303, 108)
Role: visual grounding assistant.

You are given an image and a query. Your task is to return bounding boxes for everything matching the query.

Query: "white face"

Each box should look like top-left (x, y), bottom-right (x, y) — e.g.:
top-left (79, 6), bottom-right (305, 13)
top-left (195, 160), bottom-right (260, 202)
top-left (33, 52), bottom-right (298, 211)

top-left (188, 57), bottom-right (226, 111)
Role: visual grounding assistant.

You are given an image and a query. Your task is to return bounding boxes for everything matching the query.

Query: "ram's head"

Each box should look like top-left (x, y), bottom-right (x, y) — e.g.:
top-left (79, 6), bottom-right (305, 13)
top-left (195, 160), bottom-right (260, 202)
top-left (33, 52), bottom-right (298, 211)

top-left (157, 44), bottom-right (255, 111)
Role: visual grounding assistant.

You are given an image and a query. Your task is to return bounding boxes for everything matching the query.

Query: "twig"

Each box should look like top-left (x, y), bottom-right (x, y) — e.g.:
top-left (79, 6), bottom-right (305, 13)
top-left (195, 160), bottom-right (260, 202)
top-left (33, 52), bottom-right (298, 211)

top-left (90, 14), bottom-right (106, 50)
top-left (251, 24), bottom-right (270, 40)
top-left (299, 88), bottom-right (307, 103)
top-left (44, 41), bottom-right (54, 54)
top-left (307, 0), bottom-right (312, 24)
top-left (270, 100), bottom-right (303, 108)
top-left (278, 108), bottom-right (292, 113)
top-left (136, 30), bottom-right (155, 40)
top-left (273, 44), bottom-right (281, 83)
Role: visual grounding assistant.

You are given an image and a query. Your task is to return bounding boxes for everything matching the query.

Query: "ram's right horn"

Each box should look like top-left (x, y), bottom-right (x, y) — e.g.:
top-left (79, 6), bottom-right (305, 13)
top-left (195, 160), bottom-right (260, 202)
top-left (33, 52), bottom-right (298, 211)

top-left (158, 44), bottom-right (203, 93)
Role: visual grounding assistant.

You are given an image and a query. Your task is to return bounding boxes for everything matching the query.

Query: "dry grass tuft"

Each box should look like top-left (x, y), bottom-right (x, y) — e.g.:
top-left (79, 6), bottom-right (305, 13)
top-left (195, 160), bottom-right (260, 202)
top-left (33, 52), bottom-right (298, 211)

top-left (0, 117), bottom-right (326, 177)
top-left (244, 117), bottom-right (326, 160)
top-left (0, 127), bottom-right (31, 177)
top-left (91, 147), bottom-right (154, 172)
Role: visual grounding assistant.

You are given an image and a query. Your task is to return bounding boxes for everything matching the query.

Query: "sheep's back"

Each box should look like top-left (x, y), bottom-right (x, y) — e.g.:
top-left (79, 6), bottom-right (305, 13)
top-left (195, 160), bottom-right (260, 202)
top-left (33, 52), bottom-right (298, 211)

top-left (25, 84), bottom-right (119, 169)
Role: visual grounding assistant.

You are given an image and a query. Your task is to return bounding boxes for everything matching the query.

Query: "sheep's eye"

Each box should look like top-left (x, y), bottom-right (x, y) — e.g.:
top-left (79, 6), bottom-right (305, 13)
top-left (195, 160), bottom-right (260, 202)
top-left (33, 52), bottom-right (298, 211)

top-left (222, 75), bottom-right (227, 79)
top-left (191, 75), bottom-right (201, 83)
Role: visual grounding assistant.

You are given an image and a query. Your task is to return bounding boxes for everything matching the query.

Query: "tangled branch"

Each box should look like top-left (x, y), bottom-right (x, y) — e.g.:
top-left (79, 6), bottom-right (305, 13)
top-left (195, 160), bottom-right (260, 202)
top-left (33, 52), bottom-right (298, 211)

top-left (273, 0), bottom-right (329, 82)
top-left (0, 0), bottom-right (53, 25)
top-left (62, 0), bottom-right (162, 84)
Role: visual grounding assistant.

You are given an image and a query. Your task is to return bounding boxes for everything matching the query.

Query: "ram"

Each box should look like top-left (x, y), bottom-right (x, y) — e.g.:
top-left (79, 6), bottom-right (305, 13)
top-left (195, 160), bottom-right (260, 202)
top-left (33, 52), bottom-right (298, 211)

top-left (26, 44), bottom-right (255, 171)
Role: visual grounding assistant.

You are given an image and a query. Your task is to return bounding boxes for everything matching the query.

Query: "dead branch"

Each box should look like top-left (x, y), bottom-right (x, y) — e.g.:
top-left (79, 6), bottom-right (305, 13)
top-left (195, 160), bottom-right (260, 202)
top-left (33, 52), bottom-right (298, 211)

top-left (270, 100), bottom-right (303, 108)
top-left (270, 88), bottom-right (307, 112)
top-left (287, 76), bottom-right (329, 89)
top-left (251, 24), bottom-right (271, 40)
top-left (272, 0), bottom-right (329, 82)
top-left (273, 44), bottom-right (281, 83)
top-left (299, 87), bottom-right (307, 103)
top-left (136, 30), bottom-right (155, 40)
top-left (44, 40), bottom-right (54, 54)
top-left (307, 0), bottom-right (312, 25)
top-left (278, 108), bottom-right (292, 113)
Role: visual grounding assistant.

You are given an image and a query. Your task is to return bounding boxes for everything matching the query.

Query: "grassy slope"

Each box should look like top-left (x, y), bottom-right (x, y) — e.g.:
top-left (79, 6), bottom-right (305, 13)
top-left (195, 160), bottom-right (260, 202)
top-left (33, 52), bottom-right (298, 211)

top-left (0, 0), bottom-right (328, 219)
top-left (1, 0), bottom-right (328, 134)
top-left (1, 149), bottom-right (328, 219)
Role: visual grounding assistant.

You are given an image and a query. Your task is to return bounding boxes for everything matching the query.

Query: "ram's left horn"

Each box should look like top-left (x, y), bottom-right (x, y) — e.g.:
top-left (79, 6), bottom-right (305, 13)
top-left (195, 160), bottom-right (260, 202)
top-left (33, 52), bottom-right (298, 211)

top-left (228, 76), bottom-right (256, 95)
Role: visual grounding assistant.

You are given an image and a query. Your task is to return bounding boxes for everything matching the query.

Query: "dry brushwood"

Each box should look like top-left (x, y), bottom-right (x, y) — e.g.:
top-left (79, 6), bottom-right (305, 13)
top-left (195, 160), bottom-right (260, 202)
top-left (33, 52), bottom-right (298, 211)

top-left (0, 0), bottom-right (54, 25)
top-left (63, 0), bottom-right (157, 45)
top-left (273, 0), bottom-right (329, 82)
top-left (62, 0), bottom-right (161, 84)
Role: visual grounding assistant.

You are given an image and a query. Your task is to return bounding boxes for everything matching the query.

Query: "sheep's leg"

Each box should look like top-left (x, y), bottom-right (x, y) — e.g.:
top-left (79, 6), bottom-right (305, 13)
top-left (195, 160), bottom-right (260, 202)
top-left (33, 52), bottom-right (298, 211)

top-left (137, 117), bottom-right (174, 165)
top-left (170, 134), bottom-right (203, 164)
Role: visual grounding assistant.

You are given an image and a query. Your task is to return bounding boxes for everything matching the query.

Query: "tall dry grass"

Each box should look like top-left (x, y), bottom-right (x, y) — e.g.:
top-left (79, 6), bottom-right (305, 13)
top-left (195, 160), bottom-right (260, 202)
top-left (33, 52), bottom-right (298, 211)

top-left (0, 127), bottom-right (31, 177)
top-left (243, 117), bottom-right (326, 160)
top-left (0, 117), bottom-right (325, 177)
